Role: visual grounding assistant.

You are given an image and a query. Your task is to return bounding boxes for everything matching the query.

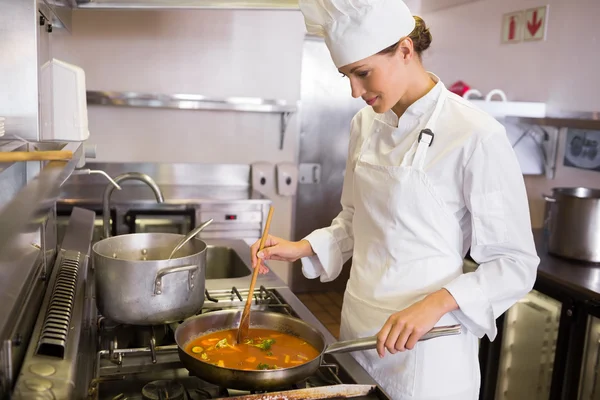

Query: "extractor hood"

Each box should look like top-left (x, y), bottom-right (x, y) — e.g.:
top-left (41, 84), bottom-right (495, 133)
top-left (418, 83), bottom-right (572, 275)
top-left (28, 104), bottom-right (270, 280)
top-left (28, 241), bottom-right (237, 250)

top-left (74, 0), bottom-right (299, 9)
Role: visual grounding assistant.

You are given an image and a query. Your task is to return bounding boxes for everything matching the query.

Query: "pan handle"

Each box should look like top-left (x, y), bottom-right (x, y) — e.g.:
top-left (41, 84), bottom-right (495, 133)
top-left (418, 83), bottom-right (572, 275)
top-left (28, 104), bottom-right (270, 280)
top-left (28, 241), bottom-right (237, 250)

top-left (323, 324), bottom-right (462, 355)
top-left (154, 264), bottom-right (198, 295)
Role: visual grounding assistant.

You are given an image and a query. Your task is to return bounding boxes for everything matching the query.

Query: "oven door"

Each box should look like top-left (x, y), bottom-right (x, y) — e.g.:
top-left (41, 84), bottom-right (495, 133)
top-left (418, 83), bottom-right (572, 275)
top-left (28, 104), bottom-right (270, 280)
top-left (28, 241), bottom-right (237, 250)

top-left (125, 208), bottom-right (196, 235)
top-left (57, 207), bottom-right (115, 244)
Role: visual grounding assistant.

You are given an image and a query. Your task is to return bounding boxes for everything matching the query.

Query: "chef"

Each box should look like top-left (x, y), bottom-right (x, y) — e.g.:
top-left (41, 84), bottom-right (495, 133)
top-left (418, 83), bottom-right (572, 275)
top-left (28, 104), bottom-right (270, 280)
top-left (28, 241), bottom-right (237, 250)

top-left (251, 0), bottom-right (540, 398)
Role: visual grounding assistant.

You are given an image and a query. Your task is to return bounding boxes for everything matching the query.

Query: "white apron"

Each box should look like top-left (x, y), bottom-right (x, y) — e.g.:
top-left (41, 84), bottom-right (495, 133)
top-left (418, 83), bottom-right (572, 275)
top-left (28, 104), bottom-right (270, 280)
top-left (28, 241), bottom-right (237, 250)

top-left (341, 86), bottom-right (480, 400)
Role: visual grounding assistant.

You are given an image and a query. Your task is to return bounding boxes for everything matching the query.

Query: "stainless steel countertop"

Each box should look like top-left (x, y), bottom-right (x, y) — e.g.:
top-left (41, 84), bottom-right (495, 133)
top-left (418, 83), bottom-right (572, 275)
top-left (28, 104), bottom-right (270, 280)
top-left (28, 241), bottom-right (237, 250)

top-left (534, 229), bottom-right (600, 299)
top-left (58, 184), bottom-right (270, 207)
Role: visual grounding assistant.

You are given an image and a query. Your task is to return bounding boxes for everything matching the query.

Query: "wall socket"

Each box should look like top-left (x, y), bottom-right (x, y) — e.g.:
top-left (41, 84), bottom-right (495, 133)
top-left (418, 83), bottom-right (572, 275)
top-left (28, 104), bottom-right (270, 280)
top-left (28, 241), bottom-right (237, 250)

top-left (298, 163), bottom-right (321, 184)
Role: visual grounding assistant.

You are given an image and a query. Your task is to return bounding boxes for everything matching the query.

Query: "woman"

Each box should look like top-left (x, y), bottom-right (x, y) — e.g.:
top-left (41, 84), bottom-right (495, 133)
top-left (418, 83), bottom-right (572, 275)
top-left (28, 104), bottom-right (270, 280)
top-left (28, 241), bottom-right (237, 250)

top-left (251, 1), bottom-right (540, 399)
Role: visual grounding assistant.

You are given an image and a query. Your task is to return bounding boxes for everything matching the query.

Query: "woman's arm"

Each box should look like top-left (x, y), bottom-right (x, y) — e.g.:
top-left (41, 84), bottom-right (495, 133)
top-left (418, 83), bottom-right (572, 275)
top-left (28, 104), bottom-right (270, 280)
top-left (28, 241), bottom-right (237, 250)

top-left (442, 129), bottom-right (540, 340)
top-left (252, 113), bottom-right (364, 282)
top-left (375, 126), bottom-right (539, 355)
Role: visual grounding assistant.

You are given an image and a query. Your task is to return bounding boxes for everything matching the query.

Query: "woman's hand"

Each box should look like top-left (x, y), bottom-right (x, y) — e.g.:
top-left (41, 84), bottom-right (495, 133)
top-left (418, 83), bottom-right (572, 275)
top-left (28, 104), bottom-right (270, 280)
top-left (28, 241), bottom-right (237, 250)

top-left (250, 236), bottom-right (314, 274)
top-left (376, 289), bottom-right (459, 357)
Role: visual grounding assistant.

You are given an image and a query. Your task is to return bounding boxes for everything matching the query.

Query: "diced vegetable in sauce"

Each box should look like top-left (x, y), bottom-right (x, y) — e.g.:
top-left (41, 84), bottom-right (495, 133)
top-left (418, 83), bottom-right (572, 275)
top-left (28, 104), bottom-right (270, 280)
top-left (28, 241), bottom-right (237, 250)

top-left (257, 362), bottom-right (279, 370)
top-left (185, 328), bottom-right (320, 371)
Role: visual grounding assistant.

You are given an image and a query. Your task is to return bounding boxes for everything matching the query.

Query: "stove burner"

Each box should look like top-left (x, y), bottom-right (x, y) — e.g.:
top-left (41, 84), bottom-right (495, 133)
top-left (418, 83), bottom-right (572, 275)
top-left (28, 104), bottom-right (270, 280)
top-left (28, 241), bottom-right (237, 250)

top-left (142, 380), bottom-right (185, 400)
top-left (92, 288), bottom-right (372, 399)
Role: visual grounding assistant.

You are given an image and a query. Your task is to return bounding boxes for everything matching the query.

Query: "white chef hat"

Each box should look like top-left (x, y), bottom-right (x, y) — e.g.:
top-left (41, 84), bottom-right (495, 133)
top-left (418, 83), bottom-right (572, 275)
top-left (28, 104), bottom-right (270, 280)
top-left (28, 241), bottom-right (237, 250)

top-left (299, 0), bottom-right (416, 68)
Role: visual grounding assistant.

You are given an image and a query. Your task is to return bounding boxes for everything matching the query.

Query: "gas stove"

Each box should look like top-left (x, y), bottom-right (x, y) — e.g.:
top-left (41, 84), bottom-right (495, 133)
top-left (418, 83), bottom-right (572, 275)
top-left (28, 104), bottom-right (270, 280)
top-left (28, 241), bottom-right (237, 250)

top-left (90, 286), bottom-right (388, 400)
top-left (10, 208), bottom-right (390, 400)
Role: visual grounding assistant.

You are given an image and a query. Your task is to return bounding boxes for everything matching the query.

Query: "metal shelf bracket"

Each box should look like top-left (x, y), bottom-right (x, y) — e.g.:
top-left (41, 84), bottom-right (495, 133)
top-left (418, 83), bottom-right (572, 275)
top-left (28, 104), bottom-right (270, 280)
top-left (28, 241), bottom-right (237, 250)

top-left (280, 112), bottom-right (293, 150)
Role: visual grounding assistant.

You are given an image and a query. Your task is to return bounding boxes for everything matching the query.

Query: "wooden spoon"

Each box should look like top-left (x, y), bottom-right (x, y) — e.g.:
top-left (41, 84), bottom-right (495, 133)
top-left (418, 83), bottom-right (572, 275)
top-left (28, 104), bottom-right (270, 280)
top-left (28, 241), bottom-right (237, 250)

top-left (236, 206), bottom-right (274, 344)
top-left (0, 150), bottom-right (73, 162)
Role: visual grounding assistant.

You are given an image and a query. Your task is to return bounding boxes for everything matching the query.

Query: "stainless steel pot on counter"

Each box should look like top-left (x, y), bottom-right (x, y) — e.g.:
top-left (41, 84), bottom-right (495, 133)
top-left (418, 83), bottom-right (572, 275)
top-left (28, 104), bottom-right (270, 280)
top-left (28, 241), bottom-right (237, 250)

top-left (93, 233), bottom-right (208, 325)
top-left (544, 187), bottom-right (600, 263)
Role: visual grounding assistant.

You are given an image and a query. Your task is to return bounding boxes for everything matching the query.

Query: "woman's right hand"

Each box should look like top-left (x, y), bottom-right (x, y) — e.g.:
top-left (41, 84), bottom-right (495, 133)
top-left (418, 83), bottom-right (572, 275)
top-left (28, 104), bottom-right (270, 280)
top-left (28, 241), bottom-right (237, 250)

top-left (250, 235), bottom-right (314, 274)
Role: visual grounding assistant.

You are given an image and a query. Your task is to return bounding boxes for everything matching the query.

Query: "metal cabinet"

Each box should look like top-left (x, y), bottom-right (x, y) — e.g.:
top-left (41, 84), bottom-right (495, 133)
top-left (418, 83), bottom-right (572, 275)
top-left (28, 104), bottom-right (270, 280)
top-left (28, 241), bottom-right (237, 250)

top-left (495, 290), bottom-right (562, 400)
top-left (578, 316), bottom-right (600, 399)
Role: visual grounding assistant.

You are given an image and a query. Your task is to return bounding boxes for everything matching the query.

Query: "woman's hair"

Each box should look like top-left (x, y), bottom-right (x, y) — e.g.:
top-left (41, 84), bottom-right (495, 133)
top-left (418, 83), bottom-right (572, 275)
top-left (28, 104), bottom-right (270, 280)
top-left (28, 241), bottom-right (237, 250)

top-left (378, 16), bottom-right (432, 58)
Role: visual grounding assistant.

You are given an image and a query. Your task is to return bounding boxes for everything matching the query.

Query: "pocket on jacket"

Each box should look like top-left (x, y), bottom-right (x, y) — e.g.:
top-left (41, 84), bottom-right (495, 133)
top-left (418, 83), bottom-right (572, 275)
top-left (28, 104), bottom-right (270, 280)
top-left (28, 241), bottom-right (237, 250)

top-left (470, 191), bottom-right (509, 245)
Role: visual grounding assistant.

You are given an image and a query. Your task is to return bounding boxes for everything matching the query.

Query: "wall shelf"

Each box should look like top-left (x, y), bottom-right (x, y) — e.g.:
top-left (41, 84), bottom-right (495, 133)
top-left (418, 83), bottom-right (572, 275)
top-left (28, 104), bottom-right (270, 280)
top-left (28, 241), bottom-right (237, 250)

top-left (87, 91), bottom-right (298, 150)
top-left (510, 112), bottom-right (600, 130)
top-left (470, 100), bottom-right (547, 119)
top-left (74, 0), bottom-right (299, 10)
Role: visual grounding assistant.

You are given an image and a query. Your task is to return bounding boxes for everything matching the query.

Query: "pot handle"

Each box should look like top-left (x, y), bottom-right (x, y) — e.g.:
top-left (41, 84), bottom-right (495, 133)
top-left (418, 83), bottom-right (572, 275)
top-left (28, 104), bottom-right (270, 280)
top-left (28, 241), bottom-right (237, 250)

top-left (323, 324), bottom-right (462, 355)
top-left (154, 264), bottom-right (198, 295)
top-left (543, 194), bottom-right (556, 203)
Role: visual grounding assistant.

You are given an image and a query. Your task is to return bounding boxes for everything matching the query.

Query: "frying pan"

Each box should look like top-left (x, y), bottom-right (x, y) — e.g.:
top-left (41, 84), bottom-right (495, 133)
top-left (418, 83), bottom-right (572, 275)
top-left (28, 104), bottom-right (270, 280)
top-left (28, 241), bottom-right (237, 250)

top-left (174, 309), bottom-right (461, 391)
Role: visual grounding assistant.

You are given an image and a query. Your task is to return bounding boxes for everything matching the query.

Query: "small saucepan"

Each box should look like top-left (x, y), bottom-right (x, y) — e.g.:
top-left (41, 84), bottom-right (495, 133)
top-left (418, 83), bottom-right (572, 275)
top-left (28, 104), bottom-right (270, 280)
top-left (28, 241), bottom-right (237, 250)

top-left (174, 309), bottom-right (461, 391)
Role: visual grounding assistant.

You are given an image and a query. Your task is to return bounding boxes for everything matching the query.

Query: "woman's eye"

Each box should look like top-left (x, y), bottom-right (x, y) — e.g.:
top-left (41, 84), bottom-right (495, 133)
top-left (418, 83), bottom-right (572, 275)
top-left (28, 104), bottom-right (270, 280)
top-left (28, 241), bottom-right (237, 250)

top-left (340, 73), bottom-right (347, 78)
top-left (357, 71), bottom-right (369, 78)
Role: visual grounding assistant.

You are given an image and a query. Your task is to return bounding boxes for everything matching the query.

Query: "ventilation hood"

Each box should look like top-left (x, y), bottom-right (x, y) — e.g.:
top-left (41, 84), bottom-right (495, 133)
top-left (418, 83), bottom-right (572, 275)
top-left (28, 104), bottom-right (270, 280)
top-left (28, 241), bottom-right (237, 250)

top-left (74, 0), bottom-right (299, 9)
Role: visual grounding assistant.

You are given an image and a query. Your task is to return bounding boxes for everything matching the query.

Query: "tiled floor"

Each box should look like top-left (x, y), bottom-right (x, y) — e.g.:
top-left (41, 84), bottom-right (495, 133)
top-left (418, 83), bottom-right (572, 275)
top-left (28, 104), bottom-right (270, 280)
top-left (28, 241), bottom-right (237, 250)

top-left (296, 291), bottom-right (344, 339)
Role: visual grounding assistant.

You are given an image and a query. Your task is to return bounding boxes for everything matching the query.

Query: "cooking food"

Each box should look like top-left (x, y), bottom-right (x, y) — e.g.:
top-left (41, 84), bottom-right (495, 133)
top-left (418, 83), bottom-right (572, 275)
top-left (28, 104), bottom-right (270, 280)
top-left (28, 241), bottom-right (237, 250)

top-left (185, 328), bottom-right (320, 371)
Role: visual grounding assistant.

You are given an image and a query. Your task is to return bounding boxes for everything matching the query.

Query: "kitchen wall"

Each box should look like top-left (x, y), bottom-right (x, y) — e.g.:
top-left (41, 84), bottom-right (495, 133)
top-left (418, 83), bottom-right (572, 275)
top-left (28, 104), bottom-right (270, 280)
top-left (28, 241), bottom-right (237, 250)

top-left (51, 1), bottom-right (599, 277)
top-left (421, 0), bottom-right (599, 112)
top-left (421, 0), bottom-right (600, 227)
top-left (52, 9), bottom-right (307, 282)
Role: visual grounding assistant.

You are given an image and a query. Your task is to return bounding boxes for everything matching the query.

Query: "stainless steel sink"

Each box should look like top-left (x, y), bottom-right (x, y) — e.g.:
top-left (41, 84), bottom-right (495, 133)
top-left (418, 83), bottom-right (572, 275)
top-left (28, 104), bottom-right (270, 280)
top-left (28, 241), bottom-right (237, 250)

top-left (205, 245), bottom-right (252, 279)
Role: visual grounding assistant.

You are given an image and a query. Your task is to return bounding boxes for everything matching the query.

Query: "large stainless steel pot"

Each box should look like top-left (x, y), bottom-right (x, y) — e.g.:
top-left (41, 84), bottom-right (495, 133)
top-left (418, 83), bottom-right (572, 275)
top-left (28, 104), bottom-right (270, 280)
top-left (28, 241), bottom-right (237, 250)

top-left (544, 187), bottom-right (600, 263)
top-left (93, 233), bottom-right (207, 325)
top-left (174, 309), bottom-right (461, 391)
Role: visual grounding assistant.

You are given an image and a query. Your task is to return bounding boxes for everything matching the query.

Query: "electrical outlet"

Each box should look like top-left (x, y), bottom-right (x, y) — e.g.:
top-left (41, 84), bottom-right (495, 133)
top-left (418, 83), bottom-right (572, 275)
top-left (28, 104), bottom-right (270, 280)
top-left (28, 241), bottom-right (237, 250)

top-left (298, 163), bottom-right (321, 184)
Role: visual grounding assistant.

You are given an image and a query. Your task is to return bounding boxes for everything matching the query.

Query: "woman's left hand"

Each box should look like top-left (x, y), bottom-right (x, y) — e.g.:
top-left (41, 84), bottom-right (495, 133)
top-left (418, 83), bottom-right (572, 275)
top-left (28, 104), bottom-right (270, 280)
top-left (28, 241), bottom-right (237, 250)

top-left (375, 289), bottom-right (459, 357)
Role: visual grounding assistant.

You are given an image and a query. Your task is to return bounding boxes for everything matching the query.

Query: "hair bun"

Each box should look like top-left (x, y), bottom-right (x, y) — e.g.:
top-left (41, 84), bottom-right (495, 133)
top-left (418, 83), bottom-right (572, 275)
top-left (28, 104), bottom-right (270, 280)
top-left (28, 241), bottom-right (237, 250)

top-left (411, 16), bottom-right (432, 53)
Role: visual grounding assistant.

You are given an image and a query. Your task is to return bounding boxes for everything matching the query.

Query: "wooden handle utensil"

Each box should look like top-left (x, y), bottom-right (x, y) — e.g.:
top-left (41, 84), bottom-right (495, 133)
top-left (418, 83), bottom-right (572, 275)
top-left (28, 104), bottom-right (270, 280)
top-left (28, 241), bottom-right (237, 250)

top-left (236, 206), bottom-right (274, 343)
top-left (0, 150), bottom-right (73, 162)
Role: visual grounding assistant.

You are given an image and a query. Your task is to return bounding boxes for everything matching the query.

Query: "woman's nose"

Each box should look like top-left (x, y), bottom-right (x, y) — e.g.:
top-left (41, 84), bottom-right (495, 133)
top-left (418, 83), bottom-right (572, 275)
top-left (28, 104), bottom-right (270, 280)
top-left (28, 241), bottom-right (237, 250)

top-left (350, 79), bottom-right (365, 99)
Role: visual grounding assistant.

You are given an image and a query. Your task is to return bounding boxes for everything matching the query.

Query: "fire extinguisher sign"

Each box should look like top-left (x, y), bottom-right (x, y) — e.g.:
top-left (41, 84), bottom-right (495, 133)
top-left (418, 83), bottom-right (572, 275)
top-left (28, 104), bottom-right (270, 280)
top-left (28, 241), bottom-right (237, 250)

top-left (501, 11), bottom-right (524, 44)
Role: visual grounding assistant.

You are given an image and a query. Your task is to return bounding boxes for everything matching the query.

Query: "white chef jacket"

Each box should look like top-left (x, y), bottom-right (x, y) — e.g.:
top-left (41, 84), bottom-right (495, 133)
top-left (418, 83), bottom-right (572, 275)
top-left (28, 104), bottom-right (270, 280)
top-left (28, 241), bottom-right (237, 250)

top-left (301, 74), bottom-right (540, 341)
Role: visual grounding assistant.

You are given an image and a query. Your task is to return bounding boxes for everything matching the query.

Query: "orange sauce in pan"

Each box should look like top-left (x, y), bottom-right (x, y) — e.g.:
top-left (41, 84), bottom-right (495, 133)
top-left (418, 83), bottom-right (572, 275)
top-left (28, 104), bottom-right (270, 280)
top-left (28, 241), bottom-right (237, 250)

top-left (185, 328), bottom-right (320, 371)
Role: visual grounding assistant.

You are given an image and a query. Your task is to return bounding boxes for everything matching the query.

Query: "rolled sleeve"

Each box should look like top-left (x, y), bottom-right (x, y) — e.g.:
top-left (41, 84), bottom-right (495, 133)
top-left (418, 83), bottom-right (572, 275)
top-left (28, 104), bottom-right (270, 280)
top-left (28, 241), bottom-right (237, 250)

top-left (443, 130), bottom-right (540, 341)
top-left (444, 269), bottom-right (497, 339)
top-left (301, 229), bottom-right (342, 282)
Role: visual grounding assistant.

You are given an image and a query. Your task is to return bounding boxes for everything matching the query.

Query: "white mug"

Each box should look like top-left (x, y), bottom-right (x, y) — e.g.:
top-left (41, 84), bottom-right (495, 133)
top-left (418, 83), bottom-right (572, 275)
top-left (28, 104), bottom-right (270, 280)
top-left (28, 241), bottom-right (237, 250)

top-left (463, 89), bottom-right (508, 102)
top-left (462, 89), bottom-right (483, 100)
top-left (485, 89), bottom-right (507, 102)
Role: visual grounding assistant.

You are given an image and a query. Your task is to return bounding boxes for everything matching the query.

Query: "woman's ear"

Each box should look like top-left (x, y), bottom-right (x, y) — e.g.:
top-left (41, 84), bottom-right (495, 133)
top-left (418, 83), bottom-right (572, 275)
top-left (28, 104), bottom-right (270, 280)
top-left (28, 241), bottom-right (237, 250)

top-left (397, 37), bottom-right (414, 63)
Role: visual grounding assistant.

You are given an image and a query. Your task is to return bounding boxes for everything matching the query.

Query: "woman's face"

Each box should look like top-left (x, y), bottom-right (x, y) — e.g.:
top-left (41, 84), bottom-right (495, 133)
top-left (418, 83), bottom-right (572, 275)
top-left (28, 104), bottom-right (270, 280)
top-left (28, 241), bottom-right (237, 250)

top-left (338, 39), bottom-right (414, 114)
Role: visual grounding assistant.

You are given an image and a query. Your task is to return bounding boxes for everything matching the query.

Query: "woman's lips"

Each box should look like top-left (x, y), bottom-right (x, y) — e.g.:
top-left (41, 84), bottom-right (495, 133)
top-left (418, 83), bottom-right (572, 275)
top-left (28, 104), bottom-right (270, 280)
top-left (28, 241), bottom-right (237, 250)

top-left (365, 97), bottom-right (377, 106)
